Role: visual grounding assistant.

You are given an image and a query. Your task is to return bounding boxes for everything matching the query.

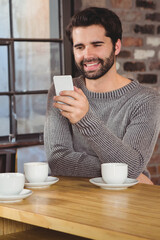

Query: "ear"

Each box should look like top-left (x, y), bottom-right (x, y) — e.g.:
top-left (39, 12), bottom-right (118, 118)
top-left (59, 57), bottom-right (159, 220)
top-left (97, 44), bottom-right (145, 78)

top-left (115, 39), bottom-right (121, 56)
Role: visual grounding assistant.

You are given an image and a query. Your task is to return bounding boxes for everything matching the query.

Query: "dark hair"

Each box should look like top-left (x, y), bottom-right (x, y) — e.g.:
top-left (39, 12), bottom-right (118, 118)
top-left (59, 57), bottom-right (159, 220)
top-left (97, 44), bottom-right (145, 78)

top-left (66, 7), bottom-right (122, 47)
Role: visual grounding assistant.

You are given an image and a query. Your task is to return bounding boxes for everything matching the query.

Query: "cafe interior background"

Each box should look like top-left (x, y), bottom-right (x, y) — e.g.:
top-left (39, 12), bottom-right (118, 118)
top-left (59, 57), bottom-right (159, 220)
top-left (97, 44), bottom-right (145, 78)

top-left (0, 0), bottom-right (160, 184)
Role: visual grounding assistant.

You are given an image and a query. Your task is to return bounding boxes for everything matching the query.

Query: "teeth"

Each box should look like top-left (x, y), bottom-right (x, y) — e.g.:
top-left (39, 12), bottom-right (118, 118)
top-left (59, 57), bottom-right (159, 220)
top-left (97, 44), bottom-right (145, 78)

top-left (86, 63), bottom-right (98, 67)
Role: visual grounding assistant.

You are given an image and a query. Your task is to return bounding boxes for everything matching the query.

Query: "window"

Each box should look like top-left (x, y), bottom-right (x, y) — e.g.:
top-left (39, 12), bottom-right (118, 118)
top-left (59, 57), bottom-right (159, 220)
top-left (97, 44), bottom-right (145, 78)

top-left (0, 0), bottom-right (72, 145)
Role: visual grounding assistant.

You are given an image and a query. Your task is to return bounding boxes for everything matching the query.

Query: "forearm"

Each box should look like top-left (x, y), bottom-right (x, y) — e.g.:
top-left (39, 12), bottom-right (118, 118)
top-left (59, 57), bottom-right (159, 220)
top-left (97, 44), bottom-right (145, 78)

top-left (46, 145), bottom-right (101, 177)
top-left (44, 126), bottom-right (101, 177)
top-left (44, 105), bottom-right (101, 177)
top-left (75, 108), bottom-right (160, 179)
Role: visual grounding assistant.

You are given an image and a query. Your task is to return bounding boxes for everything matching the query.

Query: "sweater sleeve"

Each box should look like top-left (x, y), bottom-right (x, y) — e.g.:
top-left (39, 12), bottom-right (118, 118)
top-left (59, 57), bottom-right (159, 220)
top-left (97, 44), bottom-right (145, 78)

top-left (75, 94), bottom-right (160, 178)
top-left (44, 83), bottom-right (101, 177)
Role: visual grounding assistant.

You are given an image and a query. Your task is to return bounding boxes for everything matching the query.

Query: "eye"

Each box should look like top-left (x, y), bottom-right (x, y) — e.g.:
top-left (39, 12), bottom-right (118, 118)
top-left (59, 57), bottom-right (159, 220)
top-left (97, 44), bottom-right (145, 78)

top-left (76, 46), bottom-right (83, 50)
top-left (74, 44), bottom-right (84, 50)
top-left (92, 41), bottom-right (104, 47)
top-left (94, 43), bottom-right (102, 47)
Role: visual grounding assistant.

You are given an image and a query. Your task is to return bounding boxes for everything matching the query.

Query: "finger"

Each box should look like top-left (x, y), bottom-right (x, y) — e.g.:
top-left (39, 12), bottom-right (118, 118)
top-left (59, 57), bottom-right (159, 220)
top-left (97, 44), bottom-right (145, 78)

top-left (74, 87), bottom-right (87, 99)
top-left (74, 86), bottom-right (79, 92)
top-left (74, 86), bottom-right (84, 94)
top-left (54, 96), bottom-right (76, 106)
top-left (54, 95), bottom-right (71, 102)
top-left (60, 90), bottom-right (82, 100)
top-left (60, 110), bottom-right (71, 118)
top-left (60, 111), bottom-right (78, 124)
top-left (53, 101), bottom-right (74, 112)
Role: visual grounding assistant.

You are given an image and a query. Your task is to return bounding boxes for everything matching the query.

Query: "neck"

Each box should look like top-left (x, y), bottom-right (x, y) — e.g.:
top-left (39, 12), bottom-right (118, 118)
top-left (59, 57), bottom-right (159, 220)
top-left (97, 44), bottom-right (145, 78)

top-left (85, 65), bottom-right (131, 93)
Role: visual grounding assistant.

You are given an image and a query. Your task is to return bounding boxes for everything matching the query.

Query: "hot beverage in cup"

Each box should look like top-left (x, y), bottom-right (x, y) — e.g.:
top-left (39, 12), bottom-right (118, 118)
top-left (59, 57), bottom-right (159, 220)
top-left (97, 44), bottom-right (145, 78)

top-left (24, 162), bottom-right (48, 183)
top-left (101, 163), bottom-right (128, 184)
top-left (0, 173), bottom-right (25, 195)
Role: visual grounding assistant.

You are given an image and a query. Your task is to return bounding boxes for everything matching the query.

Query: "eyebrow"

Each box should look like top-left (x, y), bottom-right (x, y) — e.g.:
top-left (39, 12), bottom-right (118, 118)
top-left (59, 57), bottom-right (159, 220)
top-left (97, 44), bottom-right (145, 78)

top-left (74, 41), bottom-right (105, 48)
top-left (91, 41), bottom-right (105, 44)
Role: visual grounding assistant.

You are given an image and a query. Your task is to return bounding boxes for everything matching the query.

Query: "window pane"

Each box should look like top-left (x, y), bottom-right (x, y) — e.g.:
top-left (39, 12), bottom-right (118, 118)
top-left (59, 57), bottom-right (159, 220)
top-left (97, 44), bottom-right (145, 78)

top-left (14, 42), bottom-right (61, 91)
top-left (0, 96), bottom-right (9, 136)
top-left (0, 46), bottom-right (9, 92)
top-left (16, 94), bottom-right (47, 134)
top-left (12, 0), bottom-right (59, 38)
top-left (0, 0), bottom-right (10, 38)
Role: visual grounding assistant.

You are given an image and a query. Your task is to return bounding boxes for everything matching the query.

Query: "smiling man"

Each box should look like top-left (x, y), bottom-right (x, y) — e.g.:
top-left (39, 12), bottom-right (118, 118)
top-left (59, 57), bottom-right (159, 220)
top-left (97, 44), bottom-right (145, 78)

top-left (73, 25), bottom-right (115, 80)
top-left (44, 7), bottom-right (160, 183)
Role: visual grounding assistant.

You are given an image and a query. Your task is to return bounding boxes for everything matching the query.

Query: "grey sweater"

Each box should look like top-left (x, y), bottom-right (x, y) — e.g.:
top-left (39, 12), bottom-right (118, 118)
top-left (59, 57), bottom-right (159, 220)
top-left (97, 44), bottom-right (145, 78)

top-left (44, 76), bottom-right (160, 179)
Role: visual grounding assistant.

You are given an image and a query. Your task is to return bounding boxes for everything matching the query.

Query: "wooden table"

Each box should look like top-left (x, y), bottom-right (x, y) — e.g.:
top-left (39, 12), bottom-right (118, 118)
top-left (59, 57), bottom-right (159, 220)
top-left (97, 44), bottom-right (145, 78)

top-left (0, 177), bottom-right (160, 240)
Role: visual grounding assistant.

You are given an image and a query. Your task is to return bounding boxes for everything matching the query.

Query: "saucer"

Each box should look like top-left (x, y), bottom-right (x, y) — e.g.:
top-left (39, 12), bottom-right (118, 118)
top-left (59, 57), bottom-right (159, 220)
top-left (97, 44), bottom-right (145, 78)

top-left (0, 189), bottom-right (32, 203)
top-left (89, 177), bottom-right (138, 190)
top-left (25, 176), bottom-right (59, 188)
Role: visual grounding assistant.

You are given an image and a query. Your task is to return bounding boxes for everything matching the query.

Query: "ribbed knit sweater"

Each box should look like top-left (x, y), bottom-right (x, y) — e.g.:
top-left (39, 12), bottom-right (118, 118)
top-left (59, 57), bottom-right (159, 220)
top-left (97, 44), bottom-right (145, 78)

top-left (44, 76), bottom-right (160, 179)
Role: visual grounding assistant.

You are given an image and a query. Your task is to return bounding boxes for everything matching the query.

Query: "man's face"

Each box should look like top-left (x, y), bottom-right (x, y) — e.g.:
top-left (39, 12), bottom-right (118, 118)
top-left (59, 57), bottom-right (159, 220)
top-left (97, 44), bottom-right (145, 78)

top-left (72, 25), bottom-right (116, 80)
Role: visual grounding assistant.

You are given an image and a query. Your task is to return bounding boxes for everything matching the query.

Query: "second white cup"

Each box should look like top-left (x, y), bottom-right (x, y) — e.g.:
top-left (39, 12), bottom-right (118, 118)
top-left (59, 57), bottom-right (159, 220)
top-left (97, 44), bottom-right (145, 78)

top-left (24, 162), bottom-right (48, 183)
top-left (101, 163), bottom-right (128, 184)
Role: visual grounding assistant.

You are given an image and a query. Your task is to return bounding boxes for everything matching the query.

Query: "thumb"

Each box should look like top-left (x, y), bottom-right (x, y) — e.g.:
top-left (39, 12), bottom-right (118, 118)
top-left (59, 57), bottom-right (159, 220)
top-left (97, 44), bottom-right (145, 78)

top-left (74, 86), bottom-right (85, 96)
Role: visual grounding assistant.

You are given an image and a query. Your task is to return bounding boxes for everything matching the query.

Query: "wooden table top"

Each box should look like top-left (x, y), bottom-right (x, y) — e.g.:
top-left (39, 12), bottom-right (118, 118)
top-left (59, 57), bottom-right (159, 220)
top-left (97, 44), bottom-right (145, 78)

top-left (0, 177), bottom-right (160, 240)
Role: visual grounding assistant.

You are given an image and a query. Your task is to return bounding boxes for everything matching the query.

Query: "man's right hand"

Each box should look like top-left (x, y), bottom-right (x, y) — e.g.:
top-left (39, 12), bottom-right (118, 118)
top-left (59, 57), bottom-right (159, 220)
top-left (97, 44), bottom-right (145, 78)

top-left (53, 86), bottom-right (89, 124)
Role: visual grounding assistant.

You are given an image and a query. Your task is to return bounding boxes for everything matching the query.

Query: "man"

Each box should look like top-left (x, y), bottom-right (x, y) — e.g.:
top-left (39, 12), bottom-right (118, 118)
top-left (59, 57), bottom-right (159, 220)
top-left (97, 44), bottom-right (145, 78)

top-left (44, 7), bottom-right (160, 183)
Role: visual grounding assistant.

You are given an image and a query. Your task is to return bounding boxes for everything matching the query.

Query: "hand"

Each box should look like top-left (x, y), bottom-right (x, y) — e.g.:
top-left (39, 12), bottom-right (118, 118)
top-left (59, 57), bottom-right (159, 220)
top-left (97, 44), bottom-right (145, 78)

top-left (137, 173), bottom-right (153, 185)
top-left (53, 87), bottom-right (89, 124)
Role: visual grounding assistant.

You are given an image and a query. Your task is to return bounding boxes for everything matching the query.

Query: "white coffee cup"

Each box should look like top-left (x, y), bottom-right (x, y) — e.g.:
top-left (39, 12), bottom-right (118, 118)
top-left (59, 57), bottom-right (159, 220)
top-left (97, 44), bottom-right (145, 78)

top-left (101, 163), bottom-right (128, 184)
top-left (0, 173), bottom-right (25, 195)
top-left (24, 162), bottom-right (48, 183)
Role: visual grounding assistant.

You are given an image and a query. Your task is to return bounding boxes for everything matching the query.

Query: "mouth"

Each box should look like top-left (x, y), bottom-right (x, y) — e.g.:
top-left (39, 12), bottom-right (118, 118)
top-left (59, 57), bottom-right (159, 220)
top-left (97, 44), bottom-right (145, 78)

top-left (83, 61), bottom-right (101, 72)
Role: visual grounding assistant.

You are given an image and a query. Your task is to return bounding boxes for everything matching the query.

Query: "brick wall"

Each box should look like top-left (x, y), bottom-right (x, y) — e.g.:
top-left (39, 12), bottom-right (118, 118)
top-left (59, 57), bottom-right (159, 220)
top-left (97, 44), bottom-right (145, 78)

top-left (74, 0), bottom-right (160, 184)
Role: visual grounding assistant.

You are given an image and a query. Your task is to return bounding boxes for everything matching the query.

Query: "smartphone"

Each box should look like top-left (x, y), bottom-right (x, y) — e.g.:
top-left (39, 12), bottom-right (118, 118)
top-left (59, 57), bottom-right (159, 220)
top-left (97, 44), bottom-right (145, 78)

top-left (53, 75), bottom-right (74, 96)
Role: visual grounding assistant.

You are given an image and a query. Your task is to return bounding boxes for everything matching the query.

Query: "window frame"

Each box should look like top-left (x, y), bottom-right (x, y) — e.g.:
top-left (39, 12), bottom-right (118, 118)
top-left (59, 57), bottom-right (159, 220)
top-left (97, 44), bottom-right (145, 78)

top-left (0, 0), bottom-right (73, 147)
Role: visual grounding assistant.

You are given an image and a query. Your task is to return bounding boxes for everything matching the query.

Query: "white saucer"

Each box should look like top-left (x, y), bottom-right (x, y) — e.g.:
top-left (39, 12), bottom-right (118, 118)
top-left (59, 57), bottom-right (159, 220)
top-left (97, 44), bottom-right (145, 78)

top-left (0, 189), bottom-right (32, 203)
top-left (25, 176), bottom-right (59, 189)
top-left (89, 177), bottom-right (138, 190)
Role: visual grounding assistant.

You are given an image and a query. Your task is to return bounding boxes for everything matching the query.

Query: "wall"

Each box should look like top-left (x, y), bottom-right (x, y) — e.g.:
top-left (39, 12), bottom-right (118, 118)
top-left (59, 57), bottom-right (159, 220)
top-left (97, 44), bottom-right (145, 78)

top-left (74, 0), bottom-right (160, 184)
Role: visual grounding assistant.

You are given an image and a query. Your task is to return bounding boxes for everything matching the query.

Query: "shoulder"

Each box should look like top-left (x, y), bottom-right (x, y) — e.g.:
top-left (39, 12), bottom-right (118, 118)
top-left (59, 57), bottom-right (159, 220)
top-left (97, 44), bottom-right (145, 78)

top-left (137, 83), bottom-right (160, 104)
top-left (73, 75), bottom-right (85, 88)
top-left (130, 81), bottom-right (160, 118)
top-left (130, 79), bottom-right (160, 103)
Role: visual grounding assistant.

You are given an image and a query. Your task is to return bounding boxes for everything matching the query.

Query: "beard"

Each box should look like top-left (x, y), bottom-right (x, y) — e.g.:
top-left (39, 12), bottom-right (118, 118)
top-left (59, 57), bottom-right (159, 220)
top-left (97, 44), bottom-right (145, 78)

top-left (75, 48), bottom-right (115, 80)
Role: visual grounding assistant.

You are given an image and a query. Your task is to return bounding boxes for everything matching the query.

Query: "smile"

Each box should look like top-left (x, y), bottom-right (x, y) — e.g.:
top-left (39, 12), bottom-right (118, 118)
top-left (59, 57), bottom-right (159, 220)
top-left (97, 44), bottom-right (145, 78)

top-left (85, 62), bottom-right (98, 67)
top-left (84, 62), bottom-right (100, 71)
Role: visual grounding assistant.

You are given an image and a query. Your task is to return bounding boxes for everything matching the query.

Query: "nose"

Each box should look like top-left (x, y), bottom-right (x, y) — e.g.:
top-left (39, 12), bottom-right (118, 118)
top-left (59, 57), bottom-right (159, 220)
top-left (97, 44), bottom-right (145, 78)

top-left (84, 46), bottom-right (94, 59)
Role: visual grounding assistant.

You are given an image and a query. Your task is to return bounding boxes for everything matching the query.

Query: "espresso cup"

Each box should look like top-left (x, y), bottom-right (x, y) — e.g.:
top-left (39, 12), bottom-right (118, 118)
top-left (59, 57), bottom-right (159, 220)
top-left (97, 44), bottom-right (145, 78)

top-left (101, 163), bottom-right (128, 184)
top-left (24, 162), bottom-right (48, 183)
top-left (0, 173), bottom-right (25, 195)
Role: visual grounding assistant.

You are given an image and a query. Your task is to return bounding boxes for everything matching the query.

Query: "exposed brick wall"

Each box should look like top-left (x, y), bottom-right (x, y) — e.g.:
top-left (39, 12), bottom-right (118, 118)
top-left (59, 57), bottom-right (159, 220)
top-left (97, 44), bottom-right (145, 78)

top-left (74, 0), bottom-right (160, 184)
